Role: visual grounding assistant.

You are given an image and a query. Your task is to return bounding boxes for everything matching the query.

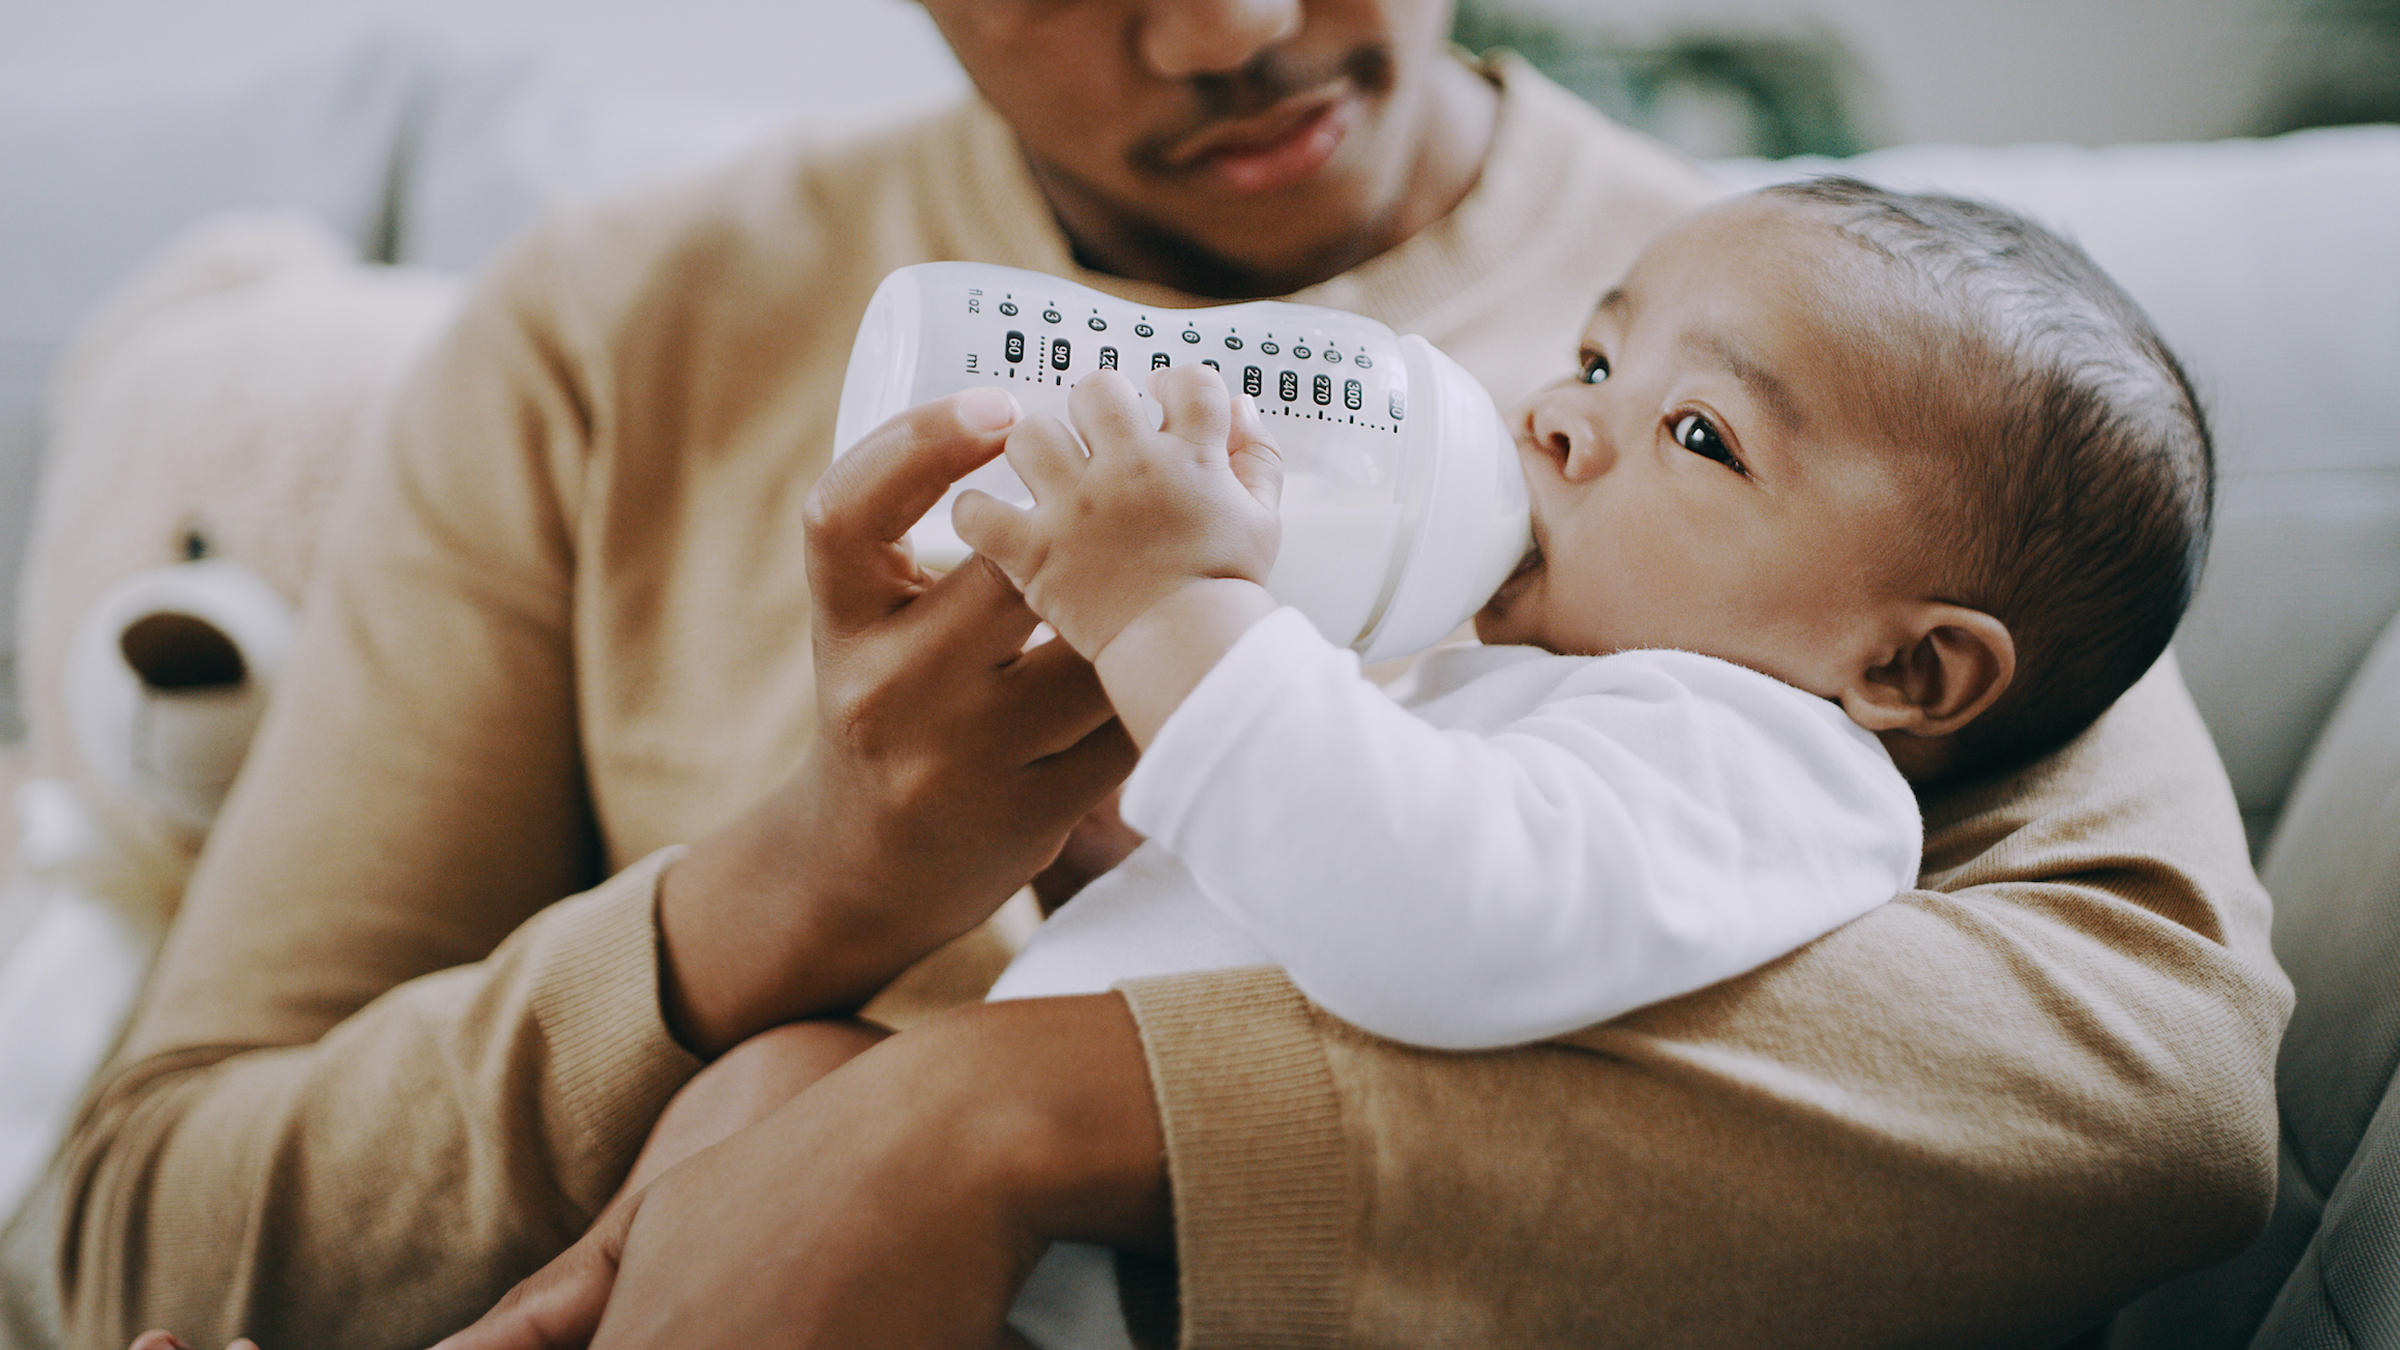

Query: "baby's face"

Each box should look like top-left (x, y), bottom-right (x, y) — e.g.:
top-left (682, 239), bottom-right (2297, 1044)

top-left (1474, 195), bottom-right (1929, 700)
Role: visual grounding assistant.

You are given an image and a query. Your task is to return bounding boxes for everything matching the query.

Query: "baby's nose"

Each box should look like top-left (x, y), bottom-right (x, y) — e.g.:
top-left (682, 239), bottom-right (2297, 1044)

top-left (1527, 401), bottom-right (1610, 480)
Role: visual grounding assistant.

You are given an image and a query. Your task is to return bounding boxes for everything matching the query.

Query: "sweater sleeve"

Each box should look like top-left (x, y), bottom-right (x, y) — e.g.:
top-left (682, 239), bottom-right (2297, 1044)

top-left (1121, 609), bottom-right (1920, 1049)
top-left (56, 220), bottom-right (703, 1350)
top-left (1120, 657), bottom-right (2294, 1349)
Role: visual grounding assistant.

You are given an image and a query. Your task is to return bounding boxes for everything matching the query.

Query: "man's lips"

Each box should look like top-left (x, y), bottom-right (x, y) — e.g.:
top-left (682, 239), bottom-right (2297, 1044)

top-left (1163, 95), bottom-right (1355, 195)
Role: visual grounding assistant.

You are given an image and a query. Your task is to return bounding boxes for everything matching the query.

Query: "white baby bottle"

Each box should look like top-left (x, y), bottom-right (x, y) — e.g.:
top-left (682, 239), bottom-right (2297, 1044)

top-left (832, 262), bottom-right (1530, 663)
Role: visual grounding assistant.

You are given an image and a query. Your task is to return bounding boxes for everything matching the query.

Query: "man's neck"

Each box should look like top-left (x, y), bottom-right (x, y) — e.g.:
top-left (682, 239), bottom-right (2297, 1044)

top-left (1037, 58), bottom-right (1499, 299)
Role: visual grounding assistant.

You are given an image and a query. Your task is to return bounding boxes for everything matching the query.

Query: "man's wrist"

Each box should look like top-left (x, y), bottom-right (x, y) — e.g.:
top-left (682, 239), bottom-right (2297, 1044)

top-left (1093, 579), bottom-right (1279, 747)
top-left (655, 761), bottom-right (977, 1057)
top-left (893, 994), bottom-right (1174, 1257)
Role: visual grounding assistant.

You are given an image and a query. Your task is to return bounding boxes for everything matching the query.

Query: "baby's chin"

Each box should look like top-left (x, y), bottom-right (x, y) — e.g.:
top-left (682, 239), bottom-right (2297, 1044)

top-left (1475, 539), bottom-right (1547, 647)
top-left (1471, 595), bottom-right (1537, 648)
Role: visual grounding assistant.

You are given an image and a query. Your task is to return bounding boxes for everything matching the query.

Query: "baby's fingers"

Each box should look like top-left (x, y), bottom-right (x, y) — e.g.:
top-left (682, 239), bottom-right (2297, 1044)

top-left (1001, 413), bottom-right (1089, 500)
top-left (1148, 363), bottom-right (1234, 461)
top-left (1065, 369), bottom-right (1153, 457)
top-left (1227, 393), bottom-right (1284, 514)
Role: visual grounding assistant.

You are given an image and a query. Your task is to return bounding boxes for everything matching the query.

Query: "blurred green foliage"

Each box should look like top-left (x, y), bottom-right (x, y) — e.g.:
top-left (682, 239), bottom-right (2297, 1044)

top-left (2265, 0), bottom-right (2400, 130)
top-left (1450, 0), bottom-right (1871, 158)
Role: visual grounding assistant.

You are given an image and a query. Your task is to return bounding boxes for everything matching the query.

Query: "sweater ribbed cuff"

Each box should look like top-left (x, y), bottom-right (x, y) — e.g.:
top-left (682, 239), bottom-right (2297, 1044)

top-left (524, 845), bottom-right (703, 1215)
top-left (1117, 966), bottom-right (1350, 1349)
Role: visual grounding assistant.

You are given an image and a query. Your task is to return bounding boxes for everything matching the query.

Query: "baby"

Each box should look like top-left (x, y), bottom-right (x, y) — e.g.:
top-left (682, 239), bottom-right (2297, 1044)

top-left (956, 178), bottom-right (2212, 1347)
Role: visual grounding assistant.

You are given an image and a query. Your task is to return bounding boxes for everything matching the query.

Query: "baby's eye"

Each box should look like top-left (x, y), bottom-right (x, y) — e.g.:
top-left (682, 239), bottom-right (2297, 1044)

top-left (1672, 413), bottom-right (1745, 475)
top-left (1578, 351), bottom-right (1610, 384)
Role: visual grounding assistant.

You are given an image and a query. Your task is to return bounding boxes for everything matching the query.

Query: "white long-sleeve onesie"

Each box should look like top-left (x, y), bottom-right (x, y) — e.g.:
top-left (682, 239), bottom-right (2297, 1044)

top-left (995, 607), bottom-right (1921, 1349)
top-left (991, 607), bottom-right (1921, 1043)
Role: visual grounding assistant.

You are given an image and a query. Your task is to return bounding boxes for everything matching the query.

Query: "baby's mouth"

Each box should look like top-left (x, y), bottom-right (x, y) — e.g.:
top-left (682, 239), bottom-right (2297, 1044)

top-left (1507, 538), bottom-right (1543, 581)
top-left (1490, 536), bottom-right (1543, 603)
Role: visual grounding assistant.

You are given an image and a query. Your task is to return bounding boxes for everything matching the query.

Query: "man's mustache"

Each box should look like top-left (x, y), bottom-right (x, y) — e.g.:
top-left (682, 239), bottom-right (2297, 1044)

top-left (1131, 43), bottom-right (1396, 173)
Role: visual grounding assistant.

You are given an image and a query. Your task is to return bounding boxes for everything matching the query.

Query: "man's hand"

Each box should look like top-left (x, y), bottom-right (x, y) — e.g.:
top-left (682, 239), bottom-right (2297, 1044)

top-left (954, 365), bottom-right (1282, 663)
top-left (1030, 791), bottom-right (1145, 913)
top-left (435, 994), bottom-right (1170, 1350)
top-left (658, 389), bottom-right (1139, 1057)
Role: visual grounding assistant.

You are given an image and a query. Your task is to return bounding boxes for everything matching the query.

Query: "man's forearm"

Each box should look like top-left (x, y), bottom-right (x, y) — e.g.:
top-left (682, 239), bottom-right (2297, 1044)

top-left (63, 861), bottom-right (702, 1350)
top-left (436, 992), bottom-right (1172, 1350)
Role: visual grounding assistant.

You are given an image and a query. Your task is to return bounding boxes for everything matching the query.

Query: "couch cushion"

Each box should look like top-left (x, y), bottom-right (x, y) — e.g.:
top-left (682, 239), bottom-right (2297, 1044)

top-left (2103, 596), bottom-right (2400, 1348)
top-left (2259, 602), bottom-right (2400, 1237)
top-left (0, 33), bottom-right (440, 718)
top-left (2245, 1071), bottom-right (2400, 1348)
top-left (1714, 126), bottom-right (2400, 849)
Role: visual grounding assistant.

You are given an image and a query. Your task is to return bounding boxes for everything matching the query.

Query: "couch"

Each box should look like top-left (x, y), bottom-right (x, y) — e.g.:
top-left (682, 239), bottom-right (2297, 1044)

top-left (0, 31), bottom-right (2393, 1350)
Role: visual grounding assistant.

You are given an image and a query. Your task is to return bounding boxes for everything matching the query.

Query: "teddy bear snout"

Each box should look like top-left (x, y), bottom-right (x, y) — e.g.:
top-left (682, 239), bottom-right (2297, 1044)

top-left (120, 611), bottom-right (248, 690)
top-left (64, 560), bottom-right (296, 838)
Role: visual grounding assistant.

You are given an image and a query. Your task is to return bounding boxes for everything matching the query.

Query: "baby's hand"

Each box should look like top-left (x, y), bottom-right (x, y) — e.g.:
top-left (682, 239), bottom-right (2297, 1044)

top-left (953, 364), bottom-right (1281, 662)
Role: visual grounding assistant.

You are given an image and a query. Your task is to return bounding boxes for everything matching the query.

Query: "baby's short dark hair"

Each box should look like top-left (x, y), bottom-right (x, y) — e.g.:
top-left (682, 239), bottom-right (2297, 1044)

top-left (1763, 177), bottom-right (2214, 782)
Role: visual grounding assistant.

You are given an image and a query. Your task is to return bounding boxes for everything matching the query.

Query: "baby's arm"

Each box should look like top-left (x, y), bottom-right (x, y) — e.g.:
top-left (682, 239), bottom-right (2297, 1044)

top-left (951, 365), bottom-right (1282, 747)
top-left (1124, 623), bottom-right (1923, 1049)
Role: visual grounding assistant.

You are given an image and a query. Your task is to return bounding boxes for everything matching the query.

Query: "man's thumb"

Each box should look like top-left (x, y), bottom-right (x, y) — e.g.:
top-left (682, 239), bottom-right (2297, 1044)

top-left (429, 1206), bottom-right (631, 1350)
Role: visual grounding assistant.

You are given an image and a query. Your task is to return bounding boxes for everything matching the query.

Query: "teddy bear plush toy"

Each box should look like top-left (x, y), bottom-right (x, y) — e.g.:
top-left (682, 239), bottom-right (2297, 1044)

top-left (0, 210), bottom-right (460, 1223)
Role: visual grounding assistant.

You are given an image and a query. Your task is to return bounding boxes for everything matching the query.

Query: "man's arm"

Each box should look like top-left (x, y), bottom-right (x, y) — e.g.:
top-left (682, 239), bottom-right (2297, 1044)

top-left (57, 217), bottom-right (1127, 1350)
top-left (61, 225), bottom-right (649, 1350)
top-left (438, 994), bottom-right (1168, 1350)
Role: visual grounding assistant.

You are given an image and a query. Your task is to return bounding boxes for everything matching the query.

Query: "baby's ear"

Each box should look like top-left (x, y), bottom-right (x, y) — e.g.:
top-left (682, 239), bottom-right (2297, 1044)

top-left (1840, 603), bottom-right (2014, 737)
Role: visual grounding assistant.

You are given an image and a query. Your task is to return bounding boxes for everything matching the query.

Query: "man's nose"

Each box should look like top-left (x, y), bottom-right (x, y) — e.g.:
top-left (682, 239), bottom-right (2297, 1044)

top-left (1138, 0), bottom-right (1304, 79)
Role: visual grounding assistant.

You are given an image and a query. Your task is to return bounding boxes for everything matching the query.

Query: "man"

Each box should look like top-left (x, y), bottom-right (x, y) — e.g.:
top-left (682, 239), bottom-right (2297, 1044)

top-left (63, 2), bottom-right (2288, 1347)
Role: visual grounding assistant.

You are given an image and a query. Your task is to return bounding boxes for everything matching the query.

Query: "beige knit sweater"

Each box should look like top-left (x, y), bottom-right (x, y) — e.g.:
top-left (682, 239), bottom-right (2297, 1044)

top-left (59, 57), bottom-right (2289, 1350)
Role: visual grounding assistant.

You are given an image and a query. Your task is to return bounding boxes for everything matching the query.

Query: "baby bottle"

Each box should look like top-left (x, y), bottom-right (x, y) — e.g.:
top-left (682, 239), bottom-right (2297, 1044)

top-left (833, 262), bottom-right (1530, 664)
